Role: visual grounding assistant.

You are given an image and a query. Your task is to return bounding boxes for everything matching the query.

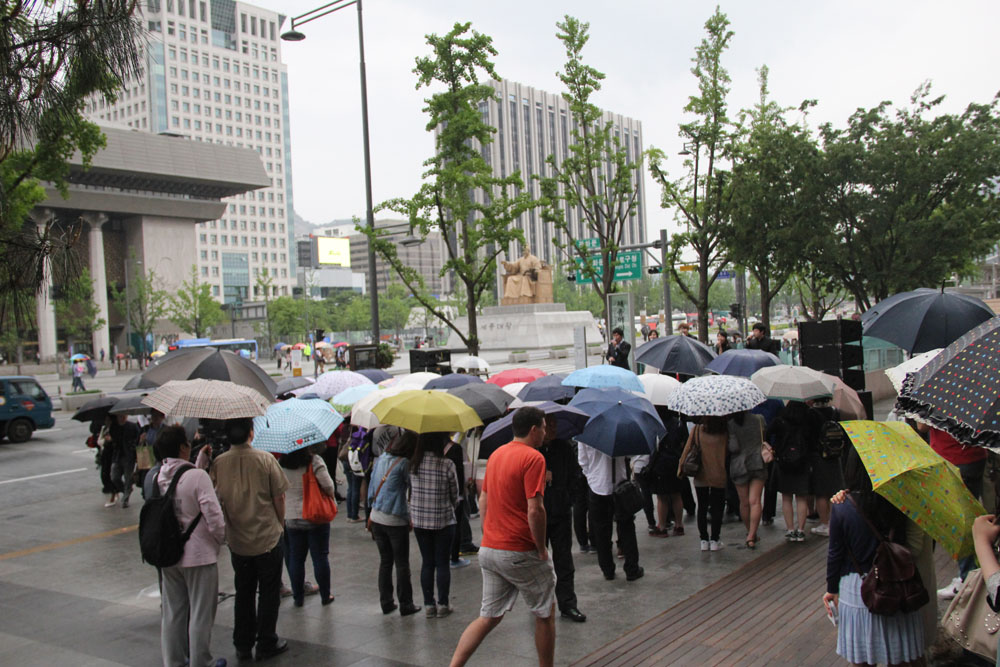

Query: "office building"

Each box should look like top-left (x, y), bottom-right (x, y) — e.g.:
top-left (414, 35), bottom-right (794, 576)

top-left (84, 0), bottom-right (296, 304)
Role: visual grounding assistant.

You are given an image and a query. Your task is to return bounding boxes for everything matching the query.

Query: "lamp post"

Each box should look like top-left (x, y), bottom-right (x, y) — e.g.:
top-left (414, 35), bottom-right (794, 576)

top-left (282, 0), bottom-right (380, 345)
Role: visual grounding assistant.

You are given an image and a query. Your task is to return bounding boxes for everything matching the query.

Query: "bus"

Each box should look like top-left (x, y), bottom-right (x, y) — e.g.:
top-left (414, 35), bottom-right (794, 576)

top-left (167, 338), bottom-right (259, 359)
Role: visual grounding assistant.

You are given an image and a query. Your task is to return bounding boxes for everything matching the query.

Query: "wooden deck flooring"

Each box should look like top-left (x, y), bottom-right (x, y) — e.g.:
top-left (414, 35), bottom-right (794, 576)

top-left (573, 533), bottom-right (956, 666)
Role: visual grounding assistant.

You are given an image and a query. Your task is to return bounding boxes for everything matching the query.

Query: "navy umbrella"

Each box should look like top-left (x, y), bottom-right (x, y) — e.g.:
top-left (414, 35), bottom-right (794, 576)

top-left (356, 368), bottom-right (392, 383)
top-left (479, 401), bottom-right (590, 459)
top-left (516, 374), bottom-right (572, 403)
top-left (425, 374), bottom-right (484, 390)
top-left (862, 288), bottom-right (995, 354)
top-left (568, 387), bottom-right (658, 419)
top-left (635, 335), bottom-right (716, 376)
top-left (575, 399), bottom-right (666, 457)
top-left (705, 348), bottom-right (782, 377)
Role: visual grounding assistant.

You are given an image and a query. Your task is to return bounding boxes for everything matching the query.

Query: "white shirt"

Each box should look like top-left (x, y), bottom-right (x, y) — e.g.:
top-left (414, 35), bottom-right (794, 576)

top-left (577, 444), bottom-right (629, 496)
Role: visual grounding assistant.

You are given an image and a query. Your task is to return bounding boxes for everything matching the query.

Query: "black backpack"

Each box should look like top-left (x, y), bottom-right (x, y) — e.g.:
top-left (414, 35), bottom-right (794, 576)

top-left (777, 424), bottom-right (808, 472)
top-left (139, 465), bottom-right (203, 568)
top-left (819, 413), bottom-right (846, 460)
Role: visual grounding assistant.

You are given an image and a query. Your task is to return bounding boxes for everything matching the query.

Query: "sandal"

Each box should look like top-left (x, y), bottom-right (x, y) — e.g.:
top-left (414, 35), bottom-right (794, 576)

top-left (745, 537), bottom-right (758, 550)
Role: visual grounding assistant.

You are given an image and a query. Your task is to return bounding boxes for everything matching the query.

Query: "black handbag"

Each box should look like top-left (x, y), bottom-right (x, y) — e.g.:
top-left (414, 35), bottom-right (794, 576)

top-left (611, 458), bottom-right (645, 517)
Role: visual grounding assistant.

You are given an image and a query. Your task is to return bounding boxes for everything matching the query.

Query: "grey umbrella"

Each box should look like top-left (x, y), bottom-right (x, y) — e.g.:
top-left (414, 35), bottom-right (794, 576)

top-left (446, 383), bottom-right (513, 421)
top-left (634, 335), bottom-right (717, 376)
top-left (862, 288), bottom-right (995, 353)
top-left (135, 348), bottom-right (277, 398)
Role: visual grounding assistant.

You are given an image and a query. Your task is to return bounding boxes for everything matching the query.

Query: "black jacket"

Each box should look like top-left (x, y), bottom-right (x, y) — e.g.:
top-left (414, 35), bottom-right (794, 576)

top-left (540, 438), bottom-right (580, 520)
top-left (607, 340), bottom-right (631, 369)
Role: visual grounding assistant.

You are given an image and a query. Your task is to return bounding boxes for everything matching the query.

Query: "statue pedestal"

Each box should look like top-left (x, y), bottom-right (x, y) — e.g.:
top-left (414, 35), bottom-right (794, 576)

top-left (446, 303), bottom-right (602, 351)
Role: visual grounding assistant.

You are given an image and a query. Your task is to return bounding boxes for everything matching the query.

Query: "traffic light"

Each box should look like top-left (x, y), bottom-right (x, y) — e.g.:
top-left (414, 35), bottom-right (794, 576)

top-left (566, 274), bottom-right (576, 282)
top-left (730, 303), bottom-right (741, 320)
top-left (647, 266), bottom-right (662, 275)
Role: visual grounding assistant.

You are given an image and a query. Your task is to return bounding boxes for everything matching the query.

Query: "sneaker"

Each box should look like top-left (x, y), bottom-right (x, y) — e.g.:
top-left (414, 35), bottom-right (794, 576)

top-left (700, 540), bottom-right (710, 552)
top-left (806, 513), bottom-right (820, 524)
top-left (672, 526), bottom-right (685, 537)
top-left (436, 605), bottom-right (453, 618)
top-left (810, 524), bottom-right (830, 537)
top-left (425, 605), bottom-right (437, 618)
top-left (784, 530), bottom-right (796, 542)
top-left (579, 545), bottom-right (592, 554)
top-left (795, 530), bottom-right (806, 542)
top-left (469, 512), bottom-right (480, 519)
top-left (450, 558), bottom-right (471, 569)
top-left (459, 545), bottom-right (480, 555)
top-left (709, 540), bottom-right (724, 552)
top-left (938, 577), bottom-right (962, 600)
top-left (280, 584), bottom-right (292, 598)
top-left (304, 581), bottom-right (320, 596)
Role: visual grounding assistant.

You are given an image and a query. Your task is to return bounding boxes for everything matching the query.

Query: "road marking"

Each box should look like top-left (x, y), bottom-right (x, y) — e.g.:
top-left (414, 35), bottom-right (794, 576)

top-left (0, 525), bottom-right (137, 562)
top-left (71, 449), bottom-right (93, 454)
top-left (0, 468), bottom-right (87, 485)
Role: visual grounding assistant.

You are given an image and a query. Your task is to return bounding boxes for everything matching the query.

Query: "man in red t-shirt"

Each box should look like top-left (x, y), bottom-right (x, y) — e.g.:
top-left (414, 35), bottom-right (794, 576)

top-left (451, 406), bottom-right (555, 667)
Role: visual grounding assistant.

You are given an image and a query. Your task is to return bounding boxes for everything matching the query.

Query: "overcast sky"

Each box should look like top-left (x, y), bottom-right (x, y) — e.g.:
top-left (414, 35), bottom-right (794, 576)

top-left (267, 0), bottom-right (1000, 237)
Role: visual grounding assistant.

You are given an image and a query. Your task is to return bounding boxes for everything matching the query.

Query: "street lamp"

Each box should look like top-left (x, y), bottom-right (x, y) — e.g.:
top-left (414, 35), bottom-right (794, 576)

top-left (282, 0), bottom-right (380, 345)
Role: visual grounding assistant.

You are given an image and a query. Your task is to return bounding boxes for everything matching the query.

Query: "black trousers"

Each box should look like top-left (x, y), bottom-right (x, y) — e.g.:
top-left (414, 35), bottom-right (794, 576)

top-left (695, 486), bottom-right (726, 541)
top-left (547, 516), bottom-right (577, 611)
top-left (231, 541), bottom-right (283, 653)
top-left (639, 474), bottom-right (656, 528)
top-left (450, 499), bottom-right (474, 561)
top-left (371, 522), bottom-right (414, 611)
top-left (589, 491), bottom-right (639, 578)
top-left (762, 461), bottom-right (777, 521)
top-left (573, 478), bottom-right (593, 549)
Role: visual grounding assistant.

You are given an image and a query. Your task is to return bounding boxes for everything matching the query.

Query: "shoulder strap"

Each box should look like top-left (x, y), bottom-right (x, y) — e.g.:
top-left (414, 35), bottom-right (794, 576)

top-left (372, 456), bottom-right (404, 505)
top-left (846, 494), bottom-right (886, 543)
top-left (164, 465), bottom-right (194, 498)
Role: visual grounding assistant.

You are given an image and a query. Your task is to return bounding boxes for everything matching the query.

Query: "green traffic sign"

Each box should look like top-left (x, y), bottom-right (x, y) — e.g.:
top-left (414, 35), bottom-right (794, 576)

top-left (574, 249), bottom-right (642, 282)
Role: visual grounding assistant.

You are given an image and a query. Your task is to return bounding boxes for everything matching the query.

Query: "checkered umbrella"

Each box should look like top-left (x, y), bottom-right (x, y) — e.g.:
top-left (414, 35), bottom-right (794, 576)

top-left (252, 398), bottom-right (344, 454)
top-left (141, 379), bottom-right (272, 419)
top-left (293, 370), bottom-right (372, 400)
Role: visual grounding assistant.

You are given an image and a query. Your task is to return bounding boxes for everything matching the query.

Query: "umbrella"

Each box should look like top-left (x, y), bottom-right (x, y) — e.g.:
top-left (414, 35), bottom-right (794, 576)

top-left (637, 374), bottom-right (682, 406)
top-left (896, 316), bottom-right (1000, 448)
top-left (351, 386), bottom-right (407, 430)
top-left (378, 377), bottom-right (399, 388)
top-left (634, 335), bottom-right (717, 376)
top-left (314, 341), bottom-right (331, 348)
top-left (273, 342), bottom-right (288, 351)
top-left (486, 368), bottom-right (546, 388)
top-left (819, 372), bottom-right (867, 419)
top-left (394, 372), bottom-right (442, 390)
top-left (862, 288), bottom-right (995, 354)
top-left (782, 330), bottom-right (799, 342)
top-left (372, 390), bottom-right (483, 434)
top-left (330, 383), bottom-right (381, 413)
top-left (356, 368), bottom-right (392, 383)
top-left (333, 342), bottom-right (349, 348)
top-left (667, 375), bottom-right (767, 416)
top-left (149, 350), bottom-right (166, 359)
top-left (501, 382), bottom-right (528, 398)
top-left (133, 348), bottom-right (277, 398)
top-left (425, 374), bottom-right (484, 390)
top-left (108, 393), bottom-right (153, 416)
top-left (452, 355), bottom-right (491, 373)
top-left (141, 379), bottom-right (272, 419)
top-left (576, 399), bottom-right (666, 457)
top-left (884, 349), bottom-right (943, 394)
top-left (841, 420), bottom-right (985, 559)
top-left (122, 374), bottom-right (143, 390)
top-left (275, 376), bottom-right (315, 396)
top-left (72, 395), bottom-right (119, 422)
top-left (479, 402), bottom-right (590, 458)
top-left (293, 370), bottom-right (372, 400)
top-left (516, 374), bottom-right (573, 403)
top-left (291, 343), bottom-right (307, 350)
top-left (705, 349), bottom-right (782, 378)
top-left (750, 365), bottom-right (835, 401)
top-left (568, 387), bottom-right (660, 419)
top-left (447, 383), bottom-right (513, 421)
top-left (562, 365), bottom-right (644, 392)
top-left (251, 398), bottom-right (344, 454)
top-left (70, 353), bottom-right (90, 361)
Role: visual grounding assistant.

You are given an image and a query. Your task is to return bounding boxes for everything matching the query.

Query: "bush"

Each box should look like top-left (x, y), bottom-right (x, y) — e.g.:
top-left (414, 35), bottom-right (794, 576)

top-left (375, 343), bottom-right (395, 369)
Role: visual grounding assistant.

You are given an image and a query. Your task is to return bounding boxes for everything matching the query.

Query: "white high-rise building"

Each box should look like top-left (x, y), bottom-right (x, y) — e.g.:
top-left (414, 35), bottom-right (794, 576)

top-left (85, 0), bottom-right (296, 303)
top-left (475, 78), bottom-right (647, 267)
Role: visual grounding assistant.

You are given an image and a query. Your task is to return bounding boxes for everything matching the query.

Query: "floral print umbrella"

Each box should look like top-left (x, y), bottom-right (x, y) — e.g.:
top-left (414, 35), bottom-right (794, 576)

top-left (666, 375), bottom-right (766, 417)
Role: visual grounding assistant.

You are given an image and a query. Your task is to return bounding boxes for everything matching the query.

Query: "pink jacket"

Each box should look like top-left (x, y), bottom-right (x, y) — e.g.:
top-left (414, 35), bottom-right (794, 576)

top-left (157, 458), bottom-right (227, 568)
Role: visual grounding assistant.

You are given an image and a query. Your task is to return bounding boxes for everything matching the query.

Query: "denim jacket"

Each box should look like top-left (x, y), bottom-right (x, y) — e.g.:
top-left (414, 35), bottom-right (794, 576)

top-left (368, 453), bottom-right (410, 519)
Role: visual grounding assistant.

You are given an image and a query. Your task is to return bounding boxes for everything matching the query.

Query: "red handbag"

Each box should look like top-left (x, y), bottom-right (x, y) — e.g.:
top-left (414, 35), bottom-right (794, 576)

top-left (301, 465), bottom-right (337, 523)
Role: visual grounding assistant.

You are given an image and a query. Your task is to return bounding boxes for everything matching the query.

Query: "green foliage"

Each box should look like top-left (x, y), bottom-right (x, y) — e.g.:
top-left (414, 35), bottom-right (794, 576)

top-left (379, 284), bottom-right (415, 335)
top-left (54, 267), bottom-right (104, 344)
top-left (168, 267), bottom-right (223, 338)
top-left (375, 343), bottom-right (396, 369)
top-left (537, 16), bottom-right (643, 319)
top-left (268, 296), bottom-right (305, 339)
top-left (648, 8), bottom-right (736, 343)
top-left (110, 264), bottom-right (169, 359)
top-left (364, 22), bottom-right (535, 355)
top-left (553, 276), bottom-right (605, 317)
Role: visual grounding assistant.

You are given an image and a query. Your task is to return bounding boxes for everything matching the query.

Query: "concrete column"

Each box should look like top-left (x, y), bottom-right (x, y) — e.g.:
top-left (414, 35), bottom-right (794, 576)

top-left (82, 213), bottom-right (111, 359)
top-left (30, 210), bottom-right (58, 361)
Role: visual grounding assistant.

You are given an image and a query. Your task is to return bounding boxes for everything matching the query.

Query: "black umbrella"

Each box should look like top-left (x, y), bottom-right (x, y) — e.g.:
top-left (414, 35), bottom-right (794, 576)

top-left (479, 401), bottom-right (590, 459)
top-left (122, 374), bottom-right (143, 390)
top-left (634, 335), bottom-right (717, 376)
top-left (275, 376), bottom-right (315, 397)
top-left (356, 368), bottom-right (392, 383)
top-left (516, 374), bottom-right (572, 403)
top-left (896, 316), bottom-right (1000, 448)
top-left (72, 395), bottom-right (120, 422)
top-left (135, 348), bottom-right (277, 398)
top-left (446, 383), bottom-right (512, 421)
top-left (108, 393), bottom-right (152, 416)
top-left (425, 374), bottom-right (484, 390)
top-left (862, 288), bottom-right (995, 354)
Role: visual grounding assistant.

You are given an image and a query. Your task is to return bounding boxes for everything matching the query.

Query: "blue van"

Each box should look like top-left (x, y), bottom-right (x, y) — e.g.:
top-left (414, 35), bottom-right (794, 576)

top-left (0, 376), bottom-right (55, 442)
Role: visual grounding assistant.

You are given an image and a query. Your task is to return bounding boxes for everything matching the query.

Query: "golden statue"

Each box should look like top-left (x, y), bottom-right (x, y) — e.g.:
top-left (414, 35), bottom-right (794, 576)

top-left (501, 246), bottom-right (553, 305)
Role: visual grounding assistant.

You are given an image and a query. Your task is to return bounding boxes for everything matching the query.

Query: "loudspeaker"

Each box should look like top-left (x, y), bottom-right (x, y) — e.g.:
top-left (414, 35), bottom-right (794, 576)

top-left (843, 369), bottom-right (866, 393)
top-left (856, 389), bottom-right (874, 419)
top-left (800, 345), bottom-right (841, 371)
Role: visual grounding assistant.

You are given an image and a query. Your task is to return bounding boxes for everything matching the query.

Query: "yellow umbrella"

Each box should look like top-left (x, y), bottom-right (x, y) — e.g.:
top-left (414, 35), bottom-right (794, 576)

top-left (841, 420), bottom-right (985, 559)
top-left (372, 389), bottom-right (483, 434)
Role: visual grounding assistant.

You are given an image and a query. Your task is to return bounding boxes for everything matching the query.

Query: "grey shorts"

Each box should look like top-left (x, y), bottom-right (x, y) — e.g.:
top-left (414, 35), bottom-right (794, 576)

top-left (478, 547), bottom-right (556, 619)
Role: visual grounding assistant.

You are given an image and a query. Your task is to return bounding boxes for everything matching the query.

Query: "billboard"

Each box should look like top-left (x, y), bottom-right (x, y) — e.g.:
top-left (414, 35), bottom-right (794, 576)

top-left (315, 236), bottom-right (351, 267)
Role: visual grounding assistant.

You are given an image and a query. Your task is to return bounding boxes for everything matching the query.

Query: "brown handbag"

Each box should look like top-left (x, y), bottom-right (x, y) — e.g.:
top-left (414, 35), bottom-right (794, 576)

top-left (941, 568), bottom-right (1000, 662)
top-left (680, 427), bottom-right (702, 477)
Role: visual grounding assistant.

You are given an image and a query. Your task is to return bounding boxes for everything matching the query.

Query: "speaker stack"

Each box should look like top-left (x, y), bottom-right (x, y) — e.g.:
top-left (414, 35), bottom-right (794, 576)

top-left (798, 319), bottom-right (865, 392)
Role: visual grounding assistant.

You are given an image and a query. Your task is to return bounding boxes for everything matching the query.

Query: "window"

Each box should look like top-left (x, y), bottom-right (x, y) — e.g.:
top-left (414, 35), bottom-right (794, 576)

top-left (212, 285), bottom-right (220, 296)
top-left (201, 266), bottom-right (209, 276)
top-left (212, 266), bottom-right (219, 276)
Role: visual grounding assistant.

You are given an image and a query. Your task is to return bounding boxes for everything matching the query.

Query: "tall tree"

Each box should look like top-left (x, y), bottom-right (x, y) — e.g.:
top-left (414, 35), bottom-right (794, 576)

top-left (722, 67), bottom-right (820, 329)
top-left (537, 16), bottom-right (643, 325)
top-left (168, 267), bottom-right (223, 338)
top-left (648, 7), bottom-right (735, 343)
top-left (363, 22), bottom-right (534, 355)
top-left (54, 268), bottom-right (104, 352)
top-left (110, 266), bottom-right (169, 364)
top-left (0, 1), bottom-right (143, 328)
top-left (814, 84), bottom-right (1000, 309)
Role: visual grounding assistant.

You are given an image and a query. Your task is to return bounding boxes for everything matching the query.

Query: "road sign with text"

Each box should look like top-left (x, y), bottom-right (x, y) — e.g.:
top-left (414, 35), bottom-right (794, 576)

top-left (574, 239), bottom-right (642, 282)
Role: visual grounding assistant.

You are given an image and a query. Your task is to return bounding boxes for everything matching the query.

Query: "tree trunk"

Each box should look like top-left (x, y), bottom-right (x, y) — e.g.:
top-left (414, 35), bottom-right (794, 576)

top-left (759, 273), bottom-right (771, 331)
top-left (465, 282), bottom-right (479, 356)
top-left (697, 263), bottom-right (710, 344)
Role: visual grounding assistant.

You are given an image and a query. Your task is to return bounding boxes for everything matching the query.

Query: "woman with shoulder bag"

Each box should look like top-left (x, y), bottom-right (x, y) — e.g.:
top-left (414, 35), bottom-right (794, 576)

top-left (678, 416), bottom-right (728, 552)
top-left (648, 407), bottom-right (689, 537)
top-left (368, 430), bottom-right (421, 616)
top-left (281, 447), bottom-right (337, 607)
top-left (822, 442), bottom-right (925, 666)
top-left (727, 411), bottom-right (768, 550)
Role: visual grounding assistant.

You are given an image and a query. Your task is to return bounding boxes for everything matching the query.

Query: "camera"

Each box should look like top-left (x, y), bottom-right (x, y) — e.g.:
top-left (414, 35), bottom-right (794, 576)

top-left (197, 418), bottom-right (231, 459)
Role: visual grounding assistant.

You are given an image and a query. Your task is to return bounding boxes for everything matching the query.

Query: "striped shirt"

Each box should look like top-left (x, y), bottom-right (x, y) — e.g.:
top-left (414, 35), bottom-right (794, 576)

top-left (409, 453), bottom-right (459, 530)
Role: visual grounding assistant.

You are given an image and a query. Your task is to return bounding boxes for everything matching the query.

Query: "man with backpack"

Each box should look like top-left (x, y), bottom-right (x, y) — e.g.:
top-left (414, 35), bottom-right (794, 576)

top-left (808, 401), bottom-right (847, 537)
top-left (142, 425), bottom-right (227, 667)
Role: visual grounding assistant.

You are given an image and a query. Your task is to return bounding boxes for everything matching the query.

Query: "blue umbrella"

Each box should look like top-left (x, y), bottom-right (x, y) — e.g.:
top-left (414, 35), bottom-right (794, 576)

top-left (70, 353), bottom-right (90, 361)
top-left (252, 398), bottom-right (344, 454)
top-left (704, 348), bottom-right (782, 377)
top-left (356, 368), bottom-right (392, 383)
top-left (568, 387), bottom-right (658, 418)
top-left (425, 374), bottom-right (484, 390)
top-left (575, 400), bottom-right (666, 457)
top-left (273, 342), bottom-right (288, 350)
top-left (330, 383), bottom-right (381, 411)
top-left (562, 365), bottom-right (643, 392)
top-left (516, 374), bottom-right (573, 403)
top-left (479, 401), bottom-right (590, 458)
